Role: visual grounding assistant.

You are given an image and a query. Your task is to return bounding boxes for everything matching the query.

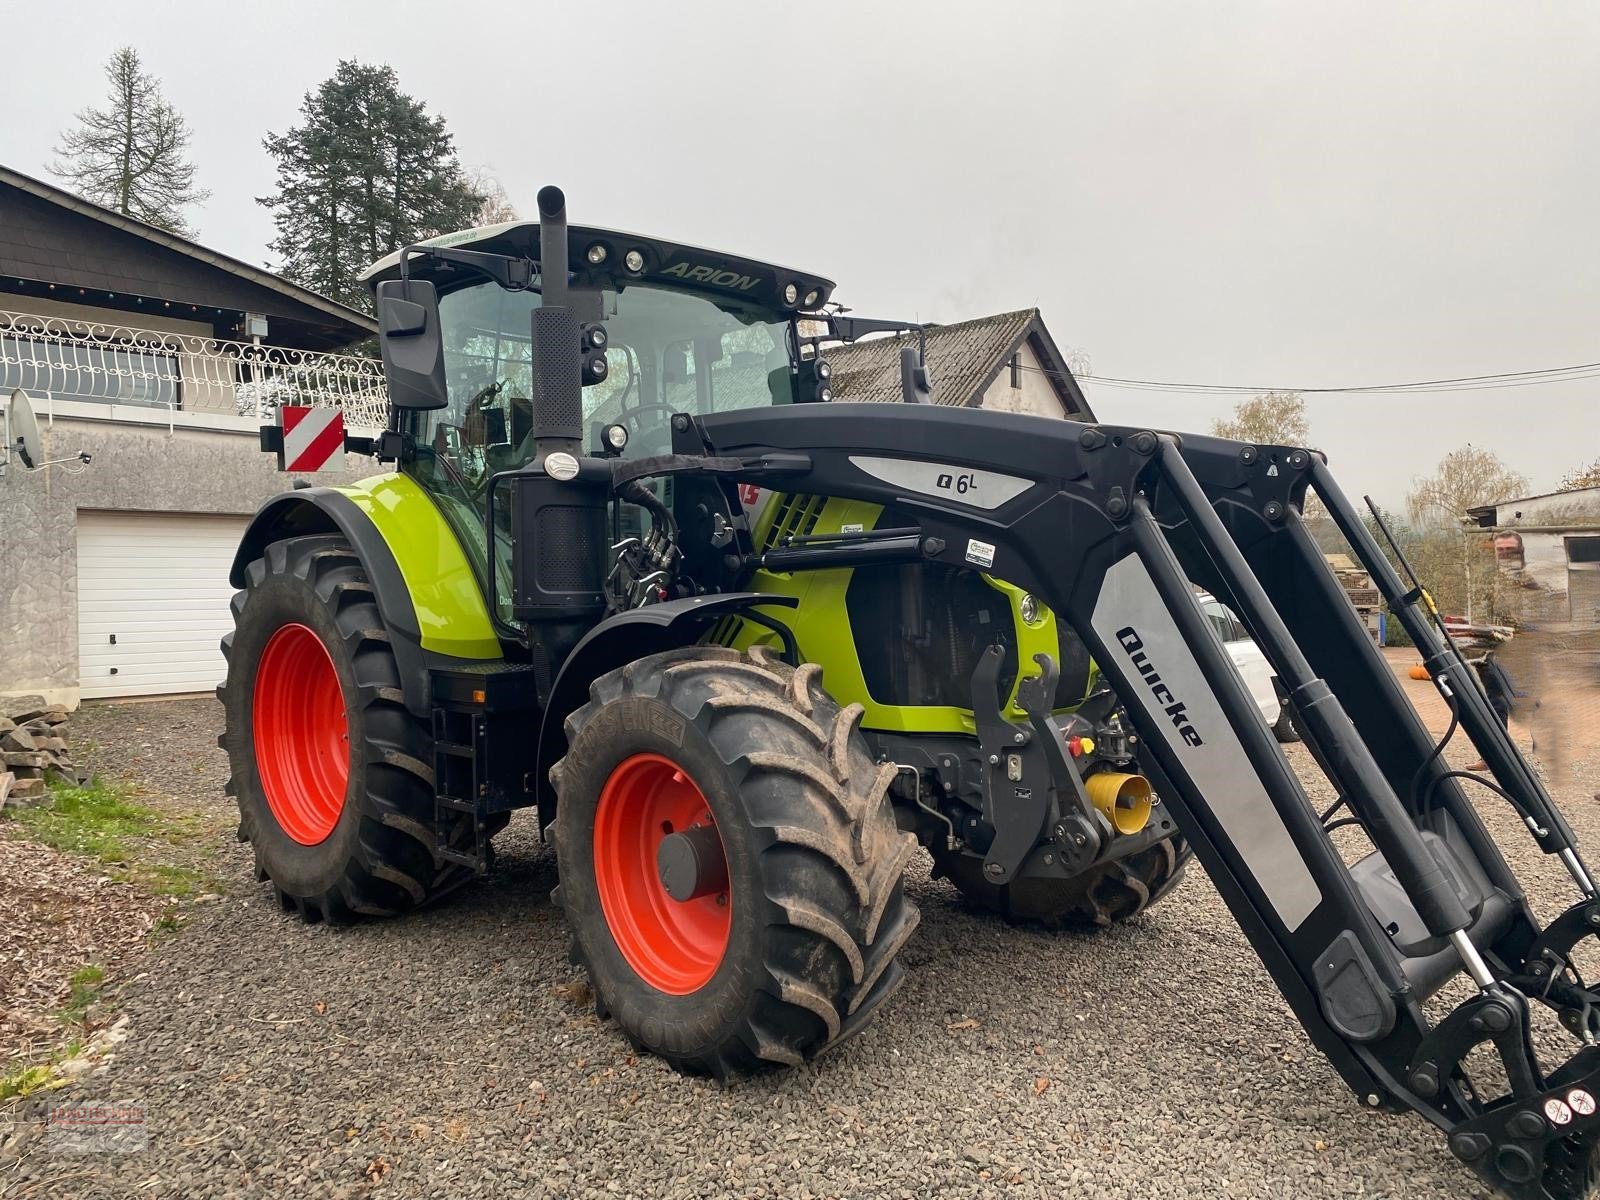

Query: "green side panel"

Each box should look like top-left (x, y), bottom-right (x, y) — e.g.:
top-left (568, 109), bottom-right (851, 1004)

top-left (716, 496), bottom-right (1084, 735)
top-left (335, 474), bottom-right (501, 659)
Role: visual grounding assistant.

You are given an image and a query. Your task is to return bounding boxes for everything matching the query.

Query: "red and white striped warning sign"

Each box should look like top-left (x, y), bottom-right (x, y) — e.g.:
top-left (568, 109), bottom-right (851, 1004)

top-left (279, 406), bottom-right (345, 473)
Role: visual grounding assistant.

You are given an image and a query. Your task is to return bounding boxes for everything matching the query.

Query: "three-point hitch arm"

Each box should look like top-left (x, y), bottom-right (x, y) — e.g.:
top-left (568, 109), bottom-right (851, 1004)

top-left (675, 400), bottom-right (1600, 1200)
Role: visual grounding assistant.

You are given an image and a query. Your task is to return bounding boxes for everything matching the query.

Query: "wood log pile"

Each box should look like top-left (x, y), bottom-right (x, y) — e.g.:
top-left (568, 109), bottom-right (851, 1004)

top-left (0, 698), bottom-right (86, 811)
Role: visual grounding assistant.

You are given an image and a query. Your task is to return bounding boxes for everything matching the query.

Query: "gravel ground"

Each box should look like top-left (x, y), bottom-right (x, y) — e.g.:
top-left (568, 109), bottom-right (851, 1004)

top-left (2, 679), bottom-right (1597, 1199)
top-left (0, 707), bottom-right (219, 1068)
top-left (0, 836), bottom-right (158, 1066)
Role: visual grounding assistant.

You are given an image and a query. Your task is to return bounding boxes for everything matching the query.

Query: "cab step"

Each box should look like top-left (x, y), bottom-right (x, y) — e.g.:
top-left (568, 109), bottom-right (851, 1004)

top-left (429, 662), bottom-right (543, 873)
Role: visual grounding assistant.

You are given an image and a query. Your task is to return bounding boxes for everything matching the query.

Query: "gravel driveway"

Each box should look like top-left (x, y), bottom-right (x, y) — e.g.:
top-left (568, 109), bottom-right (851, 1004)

top-left (3, 690), bottom-right (1597, 1200)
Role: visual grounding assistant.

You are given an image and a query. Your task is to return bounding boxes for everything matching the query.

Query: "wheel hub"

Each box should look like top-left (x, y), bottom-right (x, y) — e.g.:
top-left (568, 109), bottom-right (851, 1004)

top-left (657, 825), bottom-right (730, 902)
top-left (593, 753), bottom-right (731, 994)
top-left (252, 623), bottom-right (349, 846)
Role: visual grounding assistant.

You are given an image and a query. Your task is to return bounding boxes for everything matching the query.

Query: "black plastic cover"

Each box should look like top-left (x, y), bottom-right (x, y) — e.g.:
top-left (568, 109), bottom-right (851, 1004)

top-left (1314, 929), bottom-right (1397, 1042)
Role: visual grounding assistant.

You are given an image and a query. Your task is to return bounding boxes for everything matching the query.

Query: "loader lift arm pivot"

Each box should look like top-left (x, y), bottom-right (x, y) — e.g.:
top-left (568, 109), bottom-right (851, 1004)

top-left (674, 401), bottom-right (1600, 1199)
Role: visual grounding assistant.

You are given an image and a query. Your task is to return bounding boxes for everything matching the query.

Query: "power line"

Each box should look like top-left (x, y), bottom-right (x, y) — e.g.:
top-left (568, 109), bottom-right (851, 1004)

top-left (1013, 358), bottom-right (1600, 397)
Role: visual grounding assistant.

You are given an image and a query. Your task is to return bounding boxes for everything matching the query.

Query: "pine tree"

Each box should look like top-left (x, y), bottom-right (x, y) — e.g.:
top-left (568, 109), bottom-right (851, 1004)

top-left (258, 61), bottom-right (484, 310)
top-left (50, 47), bottom-right (209, 236)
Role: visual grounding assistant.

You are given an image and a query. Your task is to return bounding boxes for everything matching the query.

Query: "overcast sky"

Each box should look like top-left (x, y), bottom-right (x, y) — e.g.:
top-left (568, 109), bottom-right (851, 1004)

top-left (3, 1), bottom-right (1595, 508)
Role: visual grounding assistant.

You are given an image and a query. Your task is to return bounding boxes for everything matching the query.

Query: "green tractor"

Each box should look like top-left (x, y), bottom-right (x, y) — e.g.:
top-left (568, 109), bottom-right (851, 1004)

top-left (224, 187), bottom-right (1600, 1198)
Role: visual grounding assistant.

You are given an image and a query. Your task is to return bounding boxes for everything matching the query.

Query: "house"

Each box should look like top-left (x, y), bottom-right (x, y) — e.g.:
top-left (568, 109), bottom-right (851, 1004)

top-left (1467, 485), bottom-right (1600, 627)
top-left (826, 308), bottom-right (1095, 418)
top-left (0, 164), bottom-right (379, 706)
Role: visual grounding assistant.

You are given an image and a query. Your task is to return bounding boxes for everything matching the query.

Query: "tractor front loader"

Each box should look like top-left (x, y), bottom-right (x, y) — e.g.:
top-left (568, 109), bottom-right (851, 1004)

top-left (219, 185), bottom-right (1600, 1198)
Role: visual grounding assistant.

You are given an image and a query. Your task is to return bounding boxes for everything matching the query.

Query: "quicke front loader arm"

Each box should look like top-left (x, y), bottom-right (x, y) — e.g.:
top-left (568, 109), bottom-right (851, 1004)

top-left (673, 402), bottom-right (1600, 1199)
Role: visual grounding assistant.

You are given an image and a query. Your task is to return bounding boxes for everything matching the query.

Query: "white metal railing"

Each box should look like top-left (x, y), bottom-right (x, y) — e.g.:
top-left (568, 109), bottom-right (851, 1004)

top-left (0, 308), bottom-right (388, 430)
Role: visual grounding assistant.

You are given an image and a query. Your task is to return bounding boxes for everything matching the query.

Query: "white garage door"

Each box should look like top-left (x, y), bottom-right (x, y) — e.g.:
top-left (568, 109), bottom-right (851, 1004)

top-left (76, 511), bottom-right (248, 699)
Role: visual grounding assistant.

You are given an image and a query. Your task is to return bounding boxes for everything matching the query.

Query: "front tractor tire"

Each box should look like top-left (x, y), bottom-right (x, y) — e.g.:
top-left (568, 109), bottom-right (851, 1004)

top-left (932, 835), bottom-right (1191, 930)
top-left (551, 646), bottom-right (921, 1076)
top-left (219, 534), bottom-right (494, 923)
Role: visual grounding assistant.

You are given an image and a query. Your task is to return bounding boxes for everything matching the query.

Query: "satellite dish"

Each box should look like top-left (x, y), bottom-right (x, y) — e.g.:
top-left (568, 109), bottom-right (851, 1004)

top-left (7, 389), bottom-right (43, 469)
top-left (2, 389), bottom-right (88, 474)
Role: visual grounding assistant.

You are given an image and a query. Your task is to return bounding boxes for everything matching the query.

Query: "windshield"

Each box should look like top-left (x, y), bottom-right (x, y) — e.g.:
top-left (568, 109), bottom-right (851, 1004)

top-left (406, 279), bottom-right (793, 507)
top-left (402, 277), bottom-right (795, 622)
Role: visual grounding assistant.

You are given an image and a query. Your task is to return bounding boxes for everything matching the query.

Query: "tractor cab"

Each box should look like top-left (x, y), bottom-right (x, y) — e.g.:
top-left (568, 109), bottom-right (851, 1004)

top-left (360, 218), bottom-right (834, 477)
top-left (357, 212), bottom-right (841, 625)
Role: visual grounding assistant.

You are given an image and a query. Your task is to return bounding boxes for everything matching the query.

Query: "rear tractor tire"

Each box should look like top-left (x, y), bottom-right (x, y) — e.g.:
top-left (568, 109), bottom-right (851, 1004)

top-left (932, 835), bottom-right (1191, 930)
top-left (219, 534), bottom-right (500, 924)
top-left (551, 645), bottom-right (921, 1076)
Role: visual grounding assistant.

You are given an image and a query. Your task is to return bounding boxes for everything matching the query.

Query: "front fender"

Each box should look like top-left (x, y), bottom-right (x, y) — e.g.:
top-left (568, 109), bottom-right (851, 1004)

top-left (533, 593), bottom-right (799, 826)
top-left (230, 475), bottom-right (502, 717)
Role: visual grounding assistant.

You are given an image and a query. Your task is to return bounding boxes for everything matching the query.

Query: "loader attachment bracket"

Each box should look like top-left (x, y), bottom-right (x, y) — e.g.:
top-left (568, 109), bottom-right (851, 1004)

top-left (969, 643), bottom-right (1057, 883)
top-left (1445, 1043), bottom-right (1600, 1197)
top-left (967, 646), bottom-right (1119, 882)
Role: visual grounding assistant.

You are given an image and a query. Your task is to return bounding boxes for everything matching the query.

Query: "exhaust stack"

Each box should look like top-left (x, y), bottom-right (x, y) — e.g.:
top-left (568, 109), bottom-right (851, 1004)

top-left (509, 185), bottom-right (607, 629)
top-left (528, 185), bottom-right (581, 460)
top-left (536, 186), bottom-right (569, 307)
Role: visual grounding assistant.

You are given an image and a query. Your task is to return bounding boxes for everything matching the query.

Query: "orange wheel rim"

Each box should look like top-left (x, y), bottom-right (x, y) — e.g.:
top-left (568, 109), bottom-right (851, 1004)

top-left (593, 753), bottom-right (731, 994)
top-left (253, 623), bottom-right (349, 845)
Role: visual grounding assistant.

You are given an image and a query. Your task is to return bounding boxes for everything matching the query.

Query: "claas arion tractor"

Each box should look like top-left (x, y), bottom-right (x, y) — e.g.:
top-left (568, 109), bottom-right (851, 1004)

top-left (221, 186), bottom-right (1600, 1198)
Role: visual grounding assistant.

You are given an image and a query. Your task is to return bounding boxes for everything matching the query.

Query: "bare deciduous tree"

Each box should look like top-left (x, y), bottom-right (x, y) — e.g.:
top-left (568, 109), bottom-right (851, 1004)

top-left (1406, 446), bottom-right (1528, 528)
top-left (1210, 391), bottom-right (1310, 445)
top-left (1364, 508), bottom-right (1507, 628)
top-left (1403, 446), bottom-right (1528, 624)
top-left (465, 168), bottom-right (519, 226)
top-left (1558, 457), bottom-right (1600, 492)
top-left (51, 47), bottom-right (209, 236)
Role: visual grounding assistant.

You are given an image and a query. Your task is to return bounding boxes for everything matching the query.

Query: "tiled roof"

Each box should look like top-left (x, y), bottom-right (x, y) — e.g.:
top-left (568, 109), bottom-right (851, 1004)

top-left (825, 308), bottom-right (1038, 406)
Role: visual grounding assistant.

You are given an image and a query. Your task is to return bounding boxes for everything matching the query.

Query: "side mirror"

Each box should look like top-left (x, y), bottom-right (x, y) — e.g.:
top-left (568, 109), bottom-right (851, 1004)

top-left (899, 346), bottom-right (933, 403)
top-left (376, 279), bottom-right (449, 411)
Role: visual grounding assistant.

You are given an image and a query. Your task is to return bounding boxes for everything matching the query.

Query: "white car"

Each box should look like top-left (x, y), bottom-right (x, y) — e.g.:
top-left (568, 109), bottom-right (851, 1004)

top-left (1199, 594), bottom-right (1301, 743)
